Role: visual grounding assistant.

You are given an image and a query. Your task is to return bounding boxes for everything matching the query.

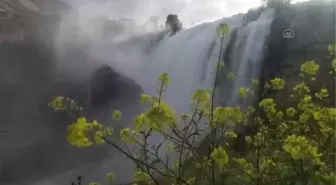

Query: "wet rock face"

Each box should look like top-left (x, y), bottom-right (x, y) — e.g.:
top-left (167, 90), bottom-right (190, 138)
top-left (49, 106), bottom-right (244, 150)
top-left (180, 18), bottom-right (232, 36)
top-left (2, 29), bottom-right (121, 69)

top-left (0, 42), bottom-right (63, 183)
top-left (0, 2), bottom-right (144, 183)
top-left (262, 1), bottom-right (336, 104)
top-left (232, 1), bottom-right (335, 154)
top-left (89, 64), bottom-right (143, 107)
top-left (89, 64), bottom-right (120, 106)
top-left (243, 6), bottom-right (265, 25)
top-left (0, 41), bottom-right (144, 184)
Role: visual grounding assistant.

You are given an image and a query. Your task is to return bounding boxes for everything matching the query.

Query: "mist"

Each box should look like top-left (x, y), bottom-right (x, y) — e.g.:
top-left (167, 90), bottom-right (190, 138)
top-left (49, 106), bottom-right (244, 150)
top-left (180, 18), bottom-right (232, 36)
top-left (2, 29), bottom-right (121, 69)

top-left (64, 0), bottom-right (268, 27)
top-left (52, 0), bottom-right (240, 95)
top-left (0, 0), bottom-right (305, 184)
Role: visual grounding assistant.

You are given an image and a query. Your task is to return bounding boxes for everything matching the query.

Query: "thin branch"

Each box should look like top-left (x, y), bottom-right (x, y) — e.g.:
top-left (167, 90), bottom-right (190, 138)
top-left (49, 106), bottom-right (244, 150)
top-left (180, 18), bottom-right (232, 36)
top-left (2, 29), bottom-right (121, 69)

top-left (143, 129), bottom-right (160, 185)
top-left (103, 137), bottom-right (191, 185)
top-left (209, 32), bottom-right (226, 185)
top-left (104, 138), bottom-right (167, 178)
top-left (256, 147), bottom-right (261, 185)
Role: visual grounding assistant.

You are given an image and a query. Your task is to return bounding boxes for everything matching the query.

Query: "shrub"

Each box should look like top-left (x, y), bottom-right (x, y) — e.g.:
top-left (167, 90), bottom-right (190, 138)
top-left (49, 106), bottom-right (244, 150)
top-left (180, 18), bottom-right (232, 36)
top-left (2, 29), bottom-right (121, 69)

top-left (165, 14), bottom-right (182, 36)
top-left (50, 24), bottom-right (335, 185)
top-left (263, 0), bottom-right (291, 8)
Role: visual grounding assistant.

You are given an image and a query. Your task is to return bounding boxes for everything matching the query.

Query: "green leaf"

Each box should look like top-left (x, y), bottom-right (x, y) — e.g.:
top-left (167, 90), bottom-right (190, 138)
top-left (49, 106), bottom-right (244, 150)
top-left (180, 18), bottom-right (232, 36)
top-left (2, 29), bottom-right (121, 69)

top-left (106, 172), bottom-right (115, 182)
top-left (216, 23), bottom-right (230, 36)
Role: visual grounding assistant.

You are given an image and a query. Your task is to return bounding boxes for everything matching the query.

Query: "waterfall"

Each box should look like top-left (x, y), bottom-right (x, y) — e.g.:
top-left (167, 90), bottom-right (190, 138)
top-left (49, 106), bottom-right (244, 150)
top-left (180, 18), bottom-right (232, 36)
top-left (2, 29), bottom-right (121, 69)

top-left (225, 9), bottom-right (275, 106)
top-left (120, 16), bottom-right (244, 114)
top-left (99, 9), bottom-right (274, 114)
top-left (11, 9), bottom-right (275, 185)
top-left (118, 16), bottom-right (246, 169)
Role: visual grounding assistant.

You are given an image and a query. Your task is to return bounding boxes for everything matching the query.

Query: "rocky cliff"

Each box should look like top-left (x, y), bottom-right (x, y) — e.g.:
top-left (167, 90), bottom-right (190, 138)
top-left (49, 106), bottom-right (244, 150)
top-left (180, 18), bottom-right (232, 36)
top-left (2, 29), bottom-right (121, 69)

top-left (0, 0), bottom-right (335, 184)
top-left (261, 0), bottom-right (335, 104)
top-left (0, 1), bottom-right (145, 184)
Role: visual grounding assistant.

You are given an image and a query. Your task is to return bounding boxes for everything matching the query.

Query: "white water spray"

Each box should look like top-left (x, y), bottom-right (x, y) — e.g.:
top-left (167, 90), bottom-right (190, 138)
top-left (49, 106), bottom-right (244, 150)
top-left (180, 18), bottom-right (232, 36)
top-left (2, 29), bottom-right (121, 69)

top-left (34, 8), bottom-right (275, 185)
top-left (113, 16), bottom-right (244, 114)
top-left (227, 9), bottom-right (275, 106)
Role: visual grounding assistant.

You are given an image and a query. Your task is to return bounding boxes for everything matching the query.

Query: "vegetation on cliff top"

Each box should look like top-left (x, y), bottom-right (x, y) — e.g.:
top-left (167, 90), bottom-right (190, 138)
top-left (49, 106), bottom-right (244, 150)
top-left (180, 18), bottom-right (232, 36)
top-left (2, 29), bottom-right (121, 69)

top-left (263, 0), bottom-right (291, 8)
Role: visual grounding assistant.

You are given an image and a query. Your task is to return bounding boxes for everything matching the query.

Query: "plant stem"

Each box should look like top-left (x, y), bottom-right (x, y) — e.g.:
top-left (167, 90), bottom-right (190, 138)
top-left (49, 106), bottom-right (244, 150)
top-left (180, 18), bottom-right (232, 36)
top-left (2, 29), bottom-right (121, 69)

top-left (209, 31), bottom-right (226, 185)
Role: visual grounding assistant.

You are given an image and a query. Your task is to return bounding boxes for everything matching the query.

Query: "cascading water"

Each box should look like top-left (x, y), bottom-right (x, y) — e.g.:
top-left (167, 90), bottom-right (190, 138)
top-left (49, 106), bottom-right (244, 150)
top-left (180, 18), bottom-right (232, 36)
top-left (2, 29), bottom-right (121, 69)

top-left (122, 9), bottom-right (275, 170)
top-left (28, 14), bottom-right (245, 185)
top-left (225, 9), bottom-right (275, 106)
top-left (25, 8), bottom-right (275, 185)
top-left (113, 18), bottom-right (247, 167)
top-left (128, 17), bottom-right (244, 114)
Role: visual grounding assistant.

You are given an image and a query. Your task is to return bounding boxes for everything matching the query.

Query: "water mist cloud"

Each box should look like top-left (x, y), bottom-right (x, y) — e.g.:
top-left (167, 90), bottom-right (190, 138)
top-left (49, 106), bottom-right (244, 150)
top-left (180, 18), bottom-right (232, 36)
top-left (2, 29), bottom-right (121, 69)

top-left (66, 0), bottom-right (264, 26)
top-left (52, 0), bottom-right (262, 83)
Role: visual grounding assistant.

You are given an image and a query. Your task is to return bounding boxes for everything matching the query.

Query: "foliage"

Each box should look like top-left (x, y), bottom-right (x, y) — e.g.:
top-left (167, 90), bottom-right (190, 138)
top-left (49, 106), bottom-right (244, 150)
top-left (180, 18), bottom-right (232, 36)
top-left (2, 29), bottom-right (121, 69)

top-left (50, 24), bottom-right (336, 185)
top-left (216, 23), bottom-right (230, 37)
top-left (165, 14), bottom-right (182, 36)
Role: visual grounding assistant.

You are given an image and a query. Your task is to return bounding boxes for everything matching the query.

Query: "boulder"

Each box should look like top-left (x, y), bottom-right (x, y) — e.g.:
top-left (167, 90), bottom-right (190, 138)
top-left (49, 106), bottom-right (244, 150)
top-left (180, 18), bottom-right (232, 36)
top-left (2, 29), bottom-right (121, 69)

top-left (88, 64), bottom-right (143, 107)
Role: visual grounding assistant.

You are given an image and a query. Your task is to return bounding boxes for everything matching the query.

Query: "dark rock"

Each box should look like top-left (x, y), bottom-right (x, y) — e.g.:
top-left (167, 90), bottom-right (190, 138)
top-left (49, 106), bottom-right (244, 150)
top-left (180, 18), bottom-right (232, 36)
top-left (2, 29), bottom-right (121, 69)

top-left (0, 42), bottom-right (143, 184)
top-left (217, 28), bottom-right (239, 106)
top-left (243, 6), bottom-right (266, 25)
top-left (88, 64), bottom-right (143, 107)
top-left (223, 28), bottom-right (239, 68)
top-left (262, 1), bottom-right (336, 104)
top-left (258, 6), bottom-right (291, 98)
top-left (233, 1), bottom-right (335, 154)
